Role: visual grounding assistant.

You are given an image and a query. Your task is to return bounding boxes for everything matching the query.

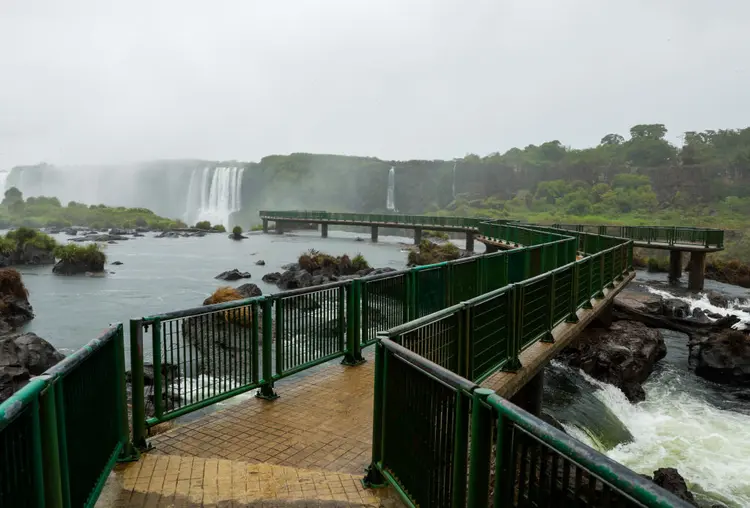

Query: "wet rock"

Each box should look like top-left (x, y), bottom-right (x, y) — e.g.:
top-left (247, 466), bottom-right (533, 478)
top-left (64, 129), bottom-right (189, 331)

top-left (63, 228), bottom-right (78, 236)
top-left (663, 299), bottom-right (690, 319)
top-left (255, 260), bottom-right (266, 266)
top-left (355, 237), bottom-right (364, 242)
top-left (690, 308), bottom-right (711, 324)
top-left (215, 269), bottom-right (251, 281)
top-left (693, 329), bottom-right (750, 386)
top-left (0, 333), bottom-right (64, 403)
top-left (53, 258), bottom-right (105, 275)
top-left (111, 261), bottom-right (123, 265)
top-left (558, 321), bottom-right (666, 402)
top-left (646, 468), bottom-right (698, 506)
top-left (262, 272), bottom-right (282, 284)
top-left (281, 263), bottom-right (300, 271)
top-left (109, 228), bottom-right (128, 236)
top-left (615, 290), bottom-right (663, 315)
top-left (156, 231), bottom-right (181, 239)
top-left (278, 269), bottom-right (313, 290)
top-left (125, 362), bottom-right (181, 387)
top-left (705, 290), bottom-right (729, 308)
top-left (235, 283), bottom-right (262, 298)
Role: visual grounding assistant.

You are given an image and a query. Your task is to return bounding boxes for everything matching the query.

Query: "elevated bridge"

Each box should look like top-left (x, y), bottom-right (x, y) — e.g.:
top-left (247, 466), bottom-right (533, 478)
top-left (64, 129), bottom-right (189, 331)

top-left (0, 212), bottom-right (708, 507)
top-left (261, 210), bottom-right (724, 291)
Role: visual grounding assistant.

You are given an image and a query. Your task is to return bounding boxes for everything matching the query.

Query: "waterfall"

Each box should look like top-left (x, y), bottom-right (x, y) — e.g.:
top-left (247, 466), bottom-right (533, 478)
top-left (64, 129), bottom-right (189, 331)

top-left (386, 167), bottom-right (396, 211)
top-left (0, 172), bottom-right (8, 194)
top-left (184, 167), bottom-right (245, 228)
top-left (452, 161), bottom-right (457, 199)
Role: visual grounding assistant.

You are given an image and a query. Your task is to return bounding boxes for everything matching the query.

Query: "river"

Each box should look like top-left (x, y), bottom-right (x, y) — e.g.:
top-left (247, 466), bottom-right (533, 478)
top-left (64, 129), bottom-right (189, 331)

top-left (545, 273), bottom-right (750, 508)
top-left (12, 233), bottom-right (750, 506)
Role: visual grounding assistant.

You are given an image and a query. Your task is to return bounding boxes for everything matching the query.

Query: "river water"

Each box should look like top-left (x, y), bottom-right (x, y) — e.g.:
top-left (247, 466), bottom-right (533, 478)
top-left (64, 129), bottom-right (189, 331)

top-left (12, 233), bottom-right (750, 506)
top-left (545, 272), bottom-right (750, 508)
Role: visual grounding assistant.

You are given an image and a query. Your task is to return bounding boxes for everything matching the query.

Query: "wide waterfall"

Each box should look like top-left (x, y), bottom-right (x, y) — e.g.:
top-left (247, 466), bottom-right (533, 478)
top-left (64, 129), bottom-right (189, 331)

top-left (386, 167), bottom-right (396, 211)
top-left (184, 167), bottom-right (245, 228)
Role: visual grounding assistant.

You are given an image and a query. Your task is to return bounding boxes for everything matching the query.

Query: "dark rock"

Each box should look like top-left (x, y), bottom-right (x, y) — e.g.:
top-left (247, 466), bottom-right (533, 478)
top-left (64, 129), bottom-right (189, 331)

top-left (694, 329), bottom-right (750, 386)
top-left (63, 228), bottom-right (78, 236)
top-left (648, 468), bottom-right (698, 506)
top-left (281, 263), bottom-right (300, 271)
top-left (278, 269), bottom-right (313, 290)
top-left (125, 362), bottom-right (180, 387)
top-left (229, 233), bottom-right (247, 240)
top-left (109, 228), bottom-right (128, 236)
top-left (111, 261), bottom-right (123, 265)
top-left (706, 290), bottom-right (729, 308)
top-left (690, 308), bottom-right (711, 324)
top-left (355, 237), bottom-right (364, 242)
top-left (156, 231), bottom-right (181, 239)
top-left (262, 272), bottom-right (282, 284)
top-left (53, 258), bottom-right (105, 275)
top-left (707, 312), bottom-right (723, 319)
top-left (215, 269), bottom-right (251, 281)
top-left (255, 260), bottom-right (266, 266)
top-left (663, 299), bottom-right (690, 319)
top-left (236, 283), bottom-right (262, 298)
top-left (615, 290), bottom-right (663, 314)
top-left (132, 232), bottom-right (144, 237)
top-left (0, 333), bottom-right (64, 403)
top-left (558, 321), bottom-right (666, 402)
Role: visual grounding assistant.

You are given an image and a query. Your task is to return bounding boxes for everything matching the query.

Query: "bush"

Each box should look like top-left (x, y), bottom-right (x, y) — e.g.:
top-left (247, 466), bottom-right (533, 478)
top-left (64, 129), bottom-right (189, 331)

top-left (6, 228), bottom-right (57, 251)
top-left (0, 268), bottom-right (29, 300)
top-left (213, 224), bottom-right (226, 233)
top-left (195, 221), bottom-right (211, 230)
top-left (205, 286), bottom-right (252, 326)
top-left (53, 243), bottom-right (106, 267)
top-left (408, 240), bottom-right (460, 266)
top-left (232, 226), bottom-right (243, 235)
top-left (352, 253), bottom-right (369, 271)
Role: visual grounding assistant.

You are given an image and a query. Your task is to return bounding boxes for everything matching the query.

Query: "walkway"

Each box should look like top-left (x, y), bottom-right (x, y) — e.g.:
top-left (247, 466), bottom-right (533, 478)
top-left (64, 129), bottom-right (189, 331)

top-left (103, 351), bottom-right (405, 507)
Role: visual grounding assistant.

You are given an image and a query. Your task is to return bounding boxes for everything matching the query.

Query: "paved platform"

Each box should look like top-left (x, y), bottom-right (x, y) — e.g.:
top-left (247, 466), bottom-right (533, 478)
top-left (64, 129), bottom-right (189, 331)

top-left (104, 351), bottom-right (405, 507)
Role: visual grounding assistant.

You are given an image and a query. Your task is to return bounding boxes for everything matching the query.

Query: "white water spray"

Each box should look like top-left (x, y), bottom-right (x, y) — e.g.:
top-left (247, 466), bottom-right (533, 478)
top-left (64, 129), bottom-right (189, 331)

top-left (646, 287), bottom-right (750, 330)
top-left (386, 167), bottom-right (396, 212)
top-left (184, 167), bottom-right (245, 228)
top-left (0, 171), bottom-right (8, 193)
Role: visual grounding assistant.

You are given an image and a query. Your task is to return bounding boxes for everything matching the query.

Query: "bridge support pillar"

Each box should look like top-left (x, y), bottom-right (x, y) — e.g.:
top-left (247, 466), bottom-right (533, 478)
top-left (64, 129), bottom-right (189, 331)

top-left (262, 219), bottom-right (268, 233)
top-left (465, 233), bottom-right (474, 251)
top-left (510, 370), bottom-right (543, 417)
top-left (321, 223), bottom-right (328, 238)
top-left (669, 250), bottom-right (682, 283)
top-left (414, 228), bottom-right (422, 245)
top-left (276, 221), bottom-right (284, 235)
top-left (688, 251), bottom-right (706, 291)
top-left (371, 226), bottom-right (378, 242)
top-left (591, 301), bottom-right (613, 328)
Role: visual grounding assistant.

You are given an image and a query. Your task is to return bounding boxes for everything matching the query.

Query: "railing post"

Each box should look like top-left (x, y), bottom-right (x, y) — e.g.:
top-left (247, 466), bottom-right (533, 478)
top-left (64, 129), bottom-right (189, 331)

top-left (53, 381), bottom-right (72, 507)
top-left (151, 318), bottom-right (164, 421)
top-left (257, 298), bottom-right (279, 400)
top-left (568, 265), bottom-right (580, 323)
top-left (595, 255), bottom-right (605, 298)
top-left (543, 273), bottom-right (555, 343)
top-left (467, 388), bottom-right (494, 507)
top-left (362, 341), bottom-right (387, 488)
top-left (39, 378), bottom-right (63, 508)
top-left (114, 323), bottom-right (138, 462)
top-left (451, 390), bottom-right (470, 507)
top-left (503, 286), bottom-right (521, 372)
top-left (129, 319), bottom-right (148, 450)
top-left (343, 281), bottom-right (365, 366)
top-left (31, 395), bottom-right (47, 508)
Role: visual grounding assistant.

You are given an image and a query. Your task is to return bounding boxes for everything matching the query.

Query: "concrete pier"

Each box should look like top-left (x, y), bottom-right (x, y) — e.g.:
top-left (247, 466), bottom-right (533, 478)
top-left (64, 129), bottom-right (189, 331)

top-left (321, 223), bottom-right (328, 238)
top-left (262, 219), bottom-right (268, 233)
top-left (509, 370), bottom-right (543, 417)
top-left (466, 232), bottom-right (474, 251)
top-left (669, 250), bottom-right (682, 283)
top-left (371, 226), bottom-right (378, 242)
top-left (414, 228), bottom-right (422, 245)
top-left (688, 251), bottom-right (706, 291)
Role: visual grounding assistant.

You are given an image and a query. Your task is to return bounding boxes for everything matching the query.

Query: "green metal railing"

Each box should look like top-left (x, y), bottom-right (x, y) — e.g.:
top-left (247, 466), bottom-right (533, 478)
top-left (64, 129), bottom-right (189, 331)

top-left (0, 325), bottom-right (132, 508)
top-left (365, 338), bottom-right (693, 508)
top-left (260, 210), bottom-right (485, 230)
top-left (553, 223), bottom-right (724, 249)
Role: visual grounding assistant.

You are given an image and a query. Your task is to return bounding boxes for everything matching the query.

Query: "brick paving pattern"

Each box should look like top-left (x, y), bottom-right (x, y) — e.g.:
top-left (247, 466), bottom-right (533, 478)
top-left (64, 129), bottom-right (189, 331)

top-left (104, 351), bottom-right (405, 507)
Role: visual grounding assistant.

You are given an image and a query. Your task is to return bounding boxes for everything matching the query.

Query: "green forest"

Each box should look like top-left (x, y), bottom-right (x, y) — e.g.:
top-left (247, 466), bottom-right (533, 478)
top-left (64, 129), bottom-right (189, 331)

top-left (0, 187), bottom-right (180, 230)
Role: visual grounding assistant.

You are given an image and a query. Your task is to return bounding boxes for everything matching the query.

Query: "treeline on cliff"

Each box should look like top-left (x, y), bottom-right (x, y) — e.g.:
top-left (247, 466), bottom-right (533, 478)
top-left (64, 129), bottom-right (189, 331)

top-left (0, 187), bottom-right (180, 230)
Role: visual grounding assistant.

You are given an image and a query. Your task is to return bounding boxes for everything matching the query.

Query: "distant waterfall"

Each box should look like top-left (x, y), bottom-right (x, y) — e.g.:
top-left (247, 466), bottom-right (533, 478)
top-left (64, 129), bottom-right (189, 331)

top-left (452, 161), bottom-right (457, 199)
top-left (0, 172), bottom-right (8, 193)
top-left (386, 167), bottom-right (396, 212)
top-left (184, 167), bottom-right (245, 227)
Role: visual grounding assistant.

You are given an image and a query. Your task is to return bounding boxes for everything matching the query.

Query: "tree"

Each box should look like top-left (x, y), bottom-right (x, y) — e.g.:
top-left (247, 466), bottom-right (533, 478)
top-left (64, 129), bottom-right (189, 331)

top-left (2, 187), bottom-right (22, 206)
top-left (600, 134), bottom-right (624, 146)
top-left (629, 124), bottom-right (668, 140)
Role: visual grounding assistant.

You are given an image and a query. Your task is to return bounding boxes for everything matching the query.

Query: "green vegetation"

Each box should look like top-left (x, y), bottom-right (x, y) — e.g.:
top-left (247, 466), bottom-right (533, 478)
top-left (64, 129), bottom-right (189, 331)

top-left (53, 243), bottom-right (106, 266)
top-left (250, 224), bottom-right (264, 231)
top-left (0, 188), bottom-right (182, 230)
top-left (408, 240), bottom-right (460, 266)
top-left (232, 226), bottom-right (243, 235)
top-left (298, 249), bottom-right (370, 274)
top-left (6, 227), bottom-right (57, 251)
top-left (424, 230), bottom-right (449, 240)
top-left (195, 221), bottom-right (211, 230)
top-left (213, 224), bottom-right (226, 233)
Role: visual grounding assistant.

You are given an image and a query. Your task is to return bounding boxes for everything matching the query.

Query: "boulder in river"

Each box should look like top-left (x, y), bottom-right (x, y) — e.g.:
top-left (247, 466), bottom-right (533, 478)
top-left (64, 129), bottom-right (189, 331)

top-left (111, 261), bottom-right (123, 265)
top-left (215, 269), bottom-right (251, 281)
top-left (614, 290), bottom-right (663, 314)
top-left (693, 329), bottom-right (750, 386)
top-left (53, 258), bottom-right (105, 275)
top-left (558, 321), bottom-right (666, 402)
top-left (262, 272), bottom-right (282, 284)
top-left (644, 468), bottom-right (698, 506)
top-left (663, 298), bottom-right (690, 319)
top-left (0, 268), bottom-right (35, 329)
top-left (255, 260), bottom-right (266, 266)
top-left (0, 332), bottom-right (64, 403)
top-left (236, 283), bottom-right (262, 298)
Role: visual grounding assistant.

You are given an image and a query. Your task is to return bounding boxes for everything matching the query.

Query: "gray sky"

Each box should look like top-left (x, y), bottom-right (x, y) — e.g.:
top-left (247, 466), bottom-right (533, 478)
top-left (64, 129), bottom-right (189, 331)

top-left (1, 0), bottom-right (748, 168)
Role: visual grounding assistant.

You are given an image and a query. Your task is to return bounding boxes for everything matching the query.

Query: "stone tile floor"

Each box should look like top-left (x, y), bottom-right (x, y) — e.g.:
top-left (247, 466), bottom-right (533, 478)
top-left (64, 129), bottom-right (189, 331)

top-left (102, 351), bottom-right (404, 507)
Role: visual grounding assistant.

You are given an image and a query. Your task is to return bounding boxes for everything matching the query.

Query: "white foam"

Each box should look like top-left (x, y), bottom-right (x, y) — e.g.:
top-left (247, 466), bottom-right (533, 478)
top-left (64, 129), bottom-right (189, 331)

top-left (646, 286), bottom-right (750, 330)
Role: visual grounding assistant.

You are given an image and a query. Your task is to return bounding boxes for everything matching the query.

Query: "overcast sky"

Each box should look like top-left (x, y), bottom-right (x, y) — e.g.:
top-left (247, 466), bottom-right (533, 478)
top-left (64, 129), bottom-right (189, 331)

top-left (1, 0), bottom-right (748, 168)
